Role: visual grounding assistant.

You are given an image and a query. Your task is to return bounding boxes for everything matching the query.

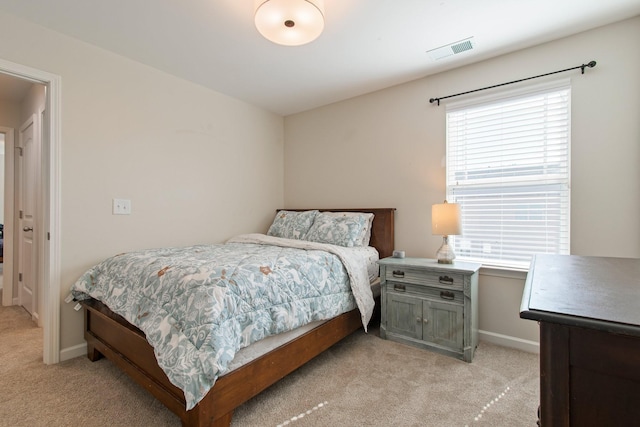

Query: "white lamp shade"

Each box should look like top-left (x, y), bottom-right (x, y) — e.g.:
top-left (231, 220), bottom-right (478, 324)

top-left (255, 0), bottom-right (324, 46)
top-left (432, 202), bottom-right (461, 236)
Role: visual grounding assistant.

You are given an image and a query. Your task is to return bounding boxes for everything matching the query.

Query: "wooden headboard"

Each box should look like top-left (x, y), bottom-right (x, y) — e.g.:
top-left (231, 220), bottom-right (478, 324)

top-left (284, 208), bottom-right (396, 259)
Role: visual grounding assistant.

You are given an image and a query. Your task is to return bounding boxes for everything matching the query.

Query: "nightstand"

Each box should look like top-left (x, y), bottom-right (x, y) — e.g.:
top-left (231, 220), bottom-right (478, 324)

top-left (379, 257), bottom-right (481, 362)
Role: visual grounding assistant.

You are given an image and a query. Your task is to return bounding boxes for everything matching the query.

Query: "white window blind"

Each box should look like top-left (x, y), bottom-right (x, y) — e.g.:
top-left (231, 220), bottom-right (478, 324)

top-left (446, 82), bottom-right (571, 269)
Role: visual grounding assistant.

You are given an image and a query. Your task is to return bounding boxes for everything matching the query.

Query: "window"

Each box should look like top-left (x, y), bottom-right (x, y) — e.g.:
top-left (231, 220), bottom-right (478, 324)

top-left (446, 81), bottom-right (570, 269)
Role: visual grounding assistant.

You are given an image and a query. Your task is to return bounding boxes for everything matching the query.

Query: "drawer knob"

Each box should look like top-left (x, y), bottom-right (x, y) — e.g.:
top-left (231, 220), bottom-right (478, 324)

top-left (439, 275), bottom-right (454, 285)
top-left (392, 270), bottom-right (405, 278)
top-left (394, 284), bottom-right (406, 292)
top-left (440, 291), bottom-right (455, 300)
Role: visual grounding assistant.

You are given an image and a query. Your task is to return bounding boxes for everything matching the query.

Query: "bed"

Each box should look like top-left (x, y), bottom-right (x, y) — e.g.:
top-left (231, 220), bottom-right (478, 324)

top-left (76, 208), bottom-right (395, 427)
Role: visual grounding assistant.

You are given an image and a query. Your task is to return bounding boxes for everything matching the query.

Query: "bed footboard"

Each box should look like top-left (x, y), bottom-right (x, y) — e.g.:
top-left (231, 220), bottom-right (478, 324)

top-left (83, 299), bottom-right (363, 427)
top-left (83, 299), bottom-right (195, 421)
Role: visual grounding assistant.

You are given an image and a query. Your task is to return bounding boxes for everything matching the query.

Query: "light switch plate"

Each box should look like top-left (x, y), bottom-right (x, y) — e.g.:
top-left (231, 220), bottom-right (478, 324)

top-left (113, 198), bottom-right (132, 215)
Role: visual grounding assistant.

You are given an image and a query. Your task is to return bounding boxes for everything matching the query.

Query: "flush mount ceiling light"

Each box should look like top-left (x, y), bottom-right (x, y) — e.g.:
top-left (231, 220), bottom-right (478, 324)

top-left (254, 0), bottom-right (324, 46)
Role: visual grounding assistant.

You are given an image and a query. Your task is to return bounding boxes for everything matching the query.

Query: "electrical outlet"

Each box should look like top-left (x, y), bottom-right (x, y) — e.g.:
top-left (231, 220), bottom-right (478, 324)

top-left (113, 198), bottom-right (132, 215)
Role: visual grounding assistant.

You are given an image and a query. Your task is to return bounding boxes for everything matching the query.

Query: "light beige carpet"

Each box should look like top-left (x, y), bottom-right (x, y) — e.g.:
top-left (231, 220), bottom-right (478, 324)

top-left (0, 305), bottom-right (539, 426)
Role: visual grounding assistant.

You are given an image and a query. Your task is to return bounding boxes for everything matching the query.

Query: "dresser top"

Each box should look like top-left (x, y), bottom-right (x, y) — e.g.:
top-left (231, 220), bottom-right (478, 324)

top-left (520, 254), bottom-right (640, 335)
top-left (379, 257), bottom-right (481, 274)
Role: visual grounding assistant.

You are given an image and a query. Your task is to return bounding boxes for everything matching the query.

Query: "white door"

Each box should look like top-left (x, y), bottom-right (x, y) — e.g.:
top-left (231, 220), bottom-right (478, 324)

top-left (17, 114), bottom-right (39, 319)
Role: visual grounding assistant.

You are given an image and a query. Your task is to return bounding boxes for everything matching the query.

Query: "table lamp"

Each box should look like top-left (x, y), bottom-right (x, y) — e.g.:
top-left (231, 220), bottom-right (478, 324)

top-left (432, 201), bottom-right (461, 264)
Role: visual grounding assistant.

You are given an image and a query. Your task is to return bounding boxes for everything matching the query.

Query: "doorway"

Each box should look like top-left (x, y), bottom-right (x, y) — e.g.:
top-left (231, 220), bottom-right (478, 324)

top-left (0, 129), bottom-right (11, 306)
top-left (0, 58), bottom-right (61, 364)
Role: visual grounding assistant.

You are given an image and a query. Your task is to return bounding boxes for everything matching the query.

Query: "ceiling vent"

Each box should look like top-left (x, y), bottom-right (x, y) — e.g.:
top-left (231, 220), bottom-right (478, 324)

top-left (427, 37), bottom-right (475, 61)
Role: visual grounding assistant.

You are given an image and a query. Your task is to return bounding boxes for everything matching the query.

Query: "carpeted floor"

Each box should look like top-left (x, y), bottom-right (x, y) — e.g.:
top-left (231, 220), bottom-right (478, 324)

top-left (0, 304), bottom-right (540, 426)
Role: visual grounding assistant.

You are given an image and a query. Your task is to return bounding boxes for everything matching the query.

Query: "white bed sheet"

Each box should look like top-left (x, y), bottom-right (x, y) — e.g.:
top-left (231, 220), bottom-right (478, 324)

top-left (350, 245), bottom-right (380, 282)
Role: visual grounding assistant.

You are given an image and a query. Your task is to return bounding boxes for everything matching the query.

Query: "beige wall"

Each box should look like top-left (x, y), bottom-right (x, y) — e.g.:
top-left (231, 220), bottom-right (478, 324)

top-left (0, 98), bottom-right (21, 225)
top-left (284, 17), bottom-right (640, 350)
top-left (0, 11), bottom-right (284, 352)
top-left (0, 98), bottom-right (20, 130)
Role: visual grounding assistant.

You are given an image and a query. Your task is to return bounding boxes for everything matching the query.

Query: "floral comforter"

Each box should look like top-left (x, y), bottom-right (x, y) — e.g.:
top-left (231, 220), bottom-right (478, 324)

top-left (71, 234), bottom-right (374, 409)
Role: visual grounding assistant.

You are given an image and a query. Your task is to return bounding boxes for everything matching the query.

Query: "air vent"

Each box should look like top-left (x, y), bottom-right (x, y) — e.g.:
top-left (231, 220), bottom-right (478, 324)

top-left (451, 40), bottom-right (473, 54)
top-left (427, 37), bottom-right (475, 61)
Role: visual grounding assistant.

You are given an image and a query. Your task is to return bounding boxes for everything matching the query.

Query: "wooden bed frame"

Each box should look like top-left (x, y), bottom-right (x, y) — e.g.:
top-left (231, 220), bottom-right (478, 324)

top-left (81, 208), bottom-right (395, 427)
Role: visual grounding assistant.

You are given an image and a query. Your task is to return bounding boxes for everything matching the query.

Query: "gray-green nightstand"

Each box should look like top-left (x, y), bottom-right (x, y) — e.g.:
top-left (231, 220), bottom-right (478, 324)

top-left (379, 257), bottom-right (481, 362)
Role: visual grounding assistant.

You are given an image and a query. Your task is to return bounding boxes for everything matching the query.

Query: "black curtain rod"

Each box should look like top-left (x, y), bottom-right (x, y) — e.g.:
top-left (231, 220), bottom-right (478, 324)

top-left (429, 60), bottom-right (597, 106)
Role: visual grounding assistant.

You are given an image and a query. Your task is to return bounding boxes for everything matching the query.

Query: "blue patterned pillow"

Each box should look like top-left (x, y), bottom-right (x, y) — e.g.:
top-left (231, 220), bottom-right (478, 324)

top-left (267, 210), bottom-right (319, 240)
top-left (324, 212), bottom-right (374, 246)
top-left (305, 212), bottom-right (369, 247)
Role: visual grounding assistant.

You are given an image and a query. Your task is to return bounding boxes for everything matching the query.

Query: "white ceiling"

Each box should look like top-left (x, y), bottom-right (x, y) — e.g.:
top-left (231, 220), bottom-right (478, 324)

top-left (0, 0), bottom-right (639, 115)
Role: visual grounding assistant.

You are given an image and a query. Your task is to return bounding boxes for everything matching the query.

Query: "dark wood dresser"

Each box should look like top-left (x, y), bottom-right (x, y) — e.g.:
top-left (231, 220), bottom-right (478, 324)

top-left (520, 254), bottom-right (640, 426)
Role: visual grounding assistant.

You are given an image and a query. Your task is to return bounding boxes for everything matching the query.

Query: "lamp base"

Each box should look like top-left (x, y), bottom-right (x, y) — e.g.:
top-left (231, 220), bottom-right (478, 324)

top-left (436, 235), bottom-right (456, 264)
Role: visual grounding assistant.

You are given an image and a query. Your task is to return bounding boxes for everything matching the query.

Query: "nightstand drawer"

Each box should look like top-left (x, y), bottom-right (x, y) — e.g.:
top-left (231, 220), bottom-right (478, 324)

top-left (385, 268), bottom-right (464, 290)
top-left (386, 282), bottom-right (464, 304)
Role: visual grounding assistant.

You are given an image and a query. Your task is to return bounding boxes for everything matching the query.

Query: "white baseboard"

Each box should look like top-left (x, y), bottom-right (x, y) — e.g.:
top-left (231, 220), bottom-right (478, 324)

top-left (60, 342), bottom-right (87, 362)
top-left (479, 330), bottom-right (539, 354)
top-left (32, 311), bottom-right (41, 328)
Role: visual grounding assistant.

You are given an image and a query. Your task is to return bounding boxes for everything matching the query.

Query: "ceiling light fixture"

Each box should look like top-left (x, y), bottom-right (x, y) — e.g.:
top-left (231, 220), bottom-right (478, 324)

top-left (254, 0), bottom-right (324, 46)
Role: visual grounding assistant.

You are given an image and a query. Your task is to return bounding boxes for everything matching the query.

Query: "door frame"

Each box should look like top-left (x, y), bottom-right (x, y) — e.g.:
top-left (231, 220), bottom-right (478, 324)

top-left (0, 58), bottom-right (61, 365)
top-left (0, 126), bottom-right (14, 307)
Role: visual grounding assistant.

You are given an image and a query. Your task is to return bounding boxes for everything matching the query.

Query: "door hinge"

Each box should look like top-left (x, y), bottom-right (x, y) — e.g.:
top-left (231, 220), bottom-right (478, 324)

top-left (47, 232), bottom-right (50, 241)
top-left (19, 210), bottom-right (23, 219)
top-left (16, 147), bottom-right (23, 156)
top-left (18, 273), bottom-right (22, 282)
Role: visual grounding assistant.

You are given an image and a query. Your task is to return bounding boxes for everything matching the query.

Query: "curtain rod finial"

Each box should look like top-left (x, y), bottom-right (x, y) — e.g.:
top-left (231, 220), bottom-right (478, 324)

top-left (581, 60), bottom-right (597, 74)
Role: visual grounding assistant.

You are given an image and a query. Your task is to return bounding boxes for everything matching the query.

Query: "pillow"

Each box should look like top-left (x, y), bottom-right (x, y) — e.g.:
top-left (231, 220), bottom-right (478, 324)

top-left (305, 212), bottom-right (370, 247)
top-left (267, 210), bottom-right (318, 240)
top-left (324, 212), bottom-right (374, 246)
